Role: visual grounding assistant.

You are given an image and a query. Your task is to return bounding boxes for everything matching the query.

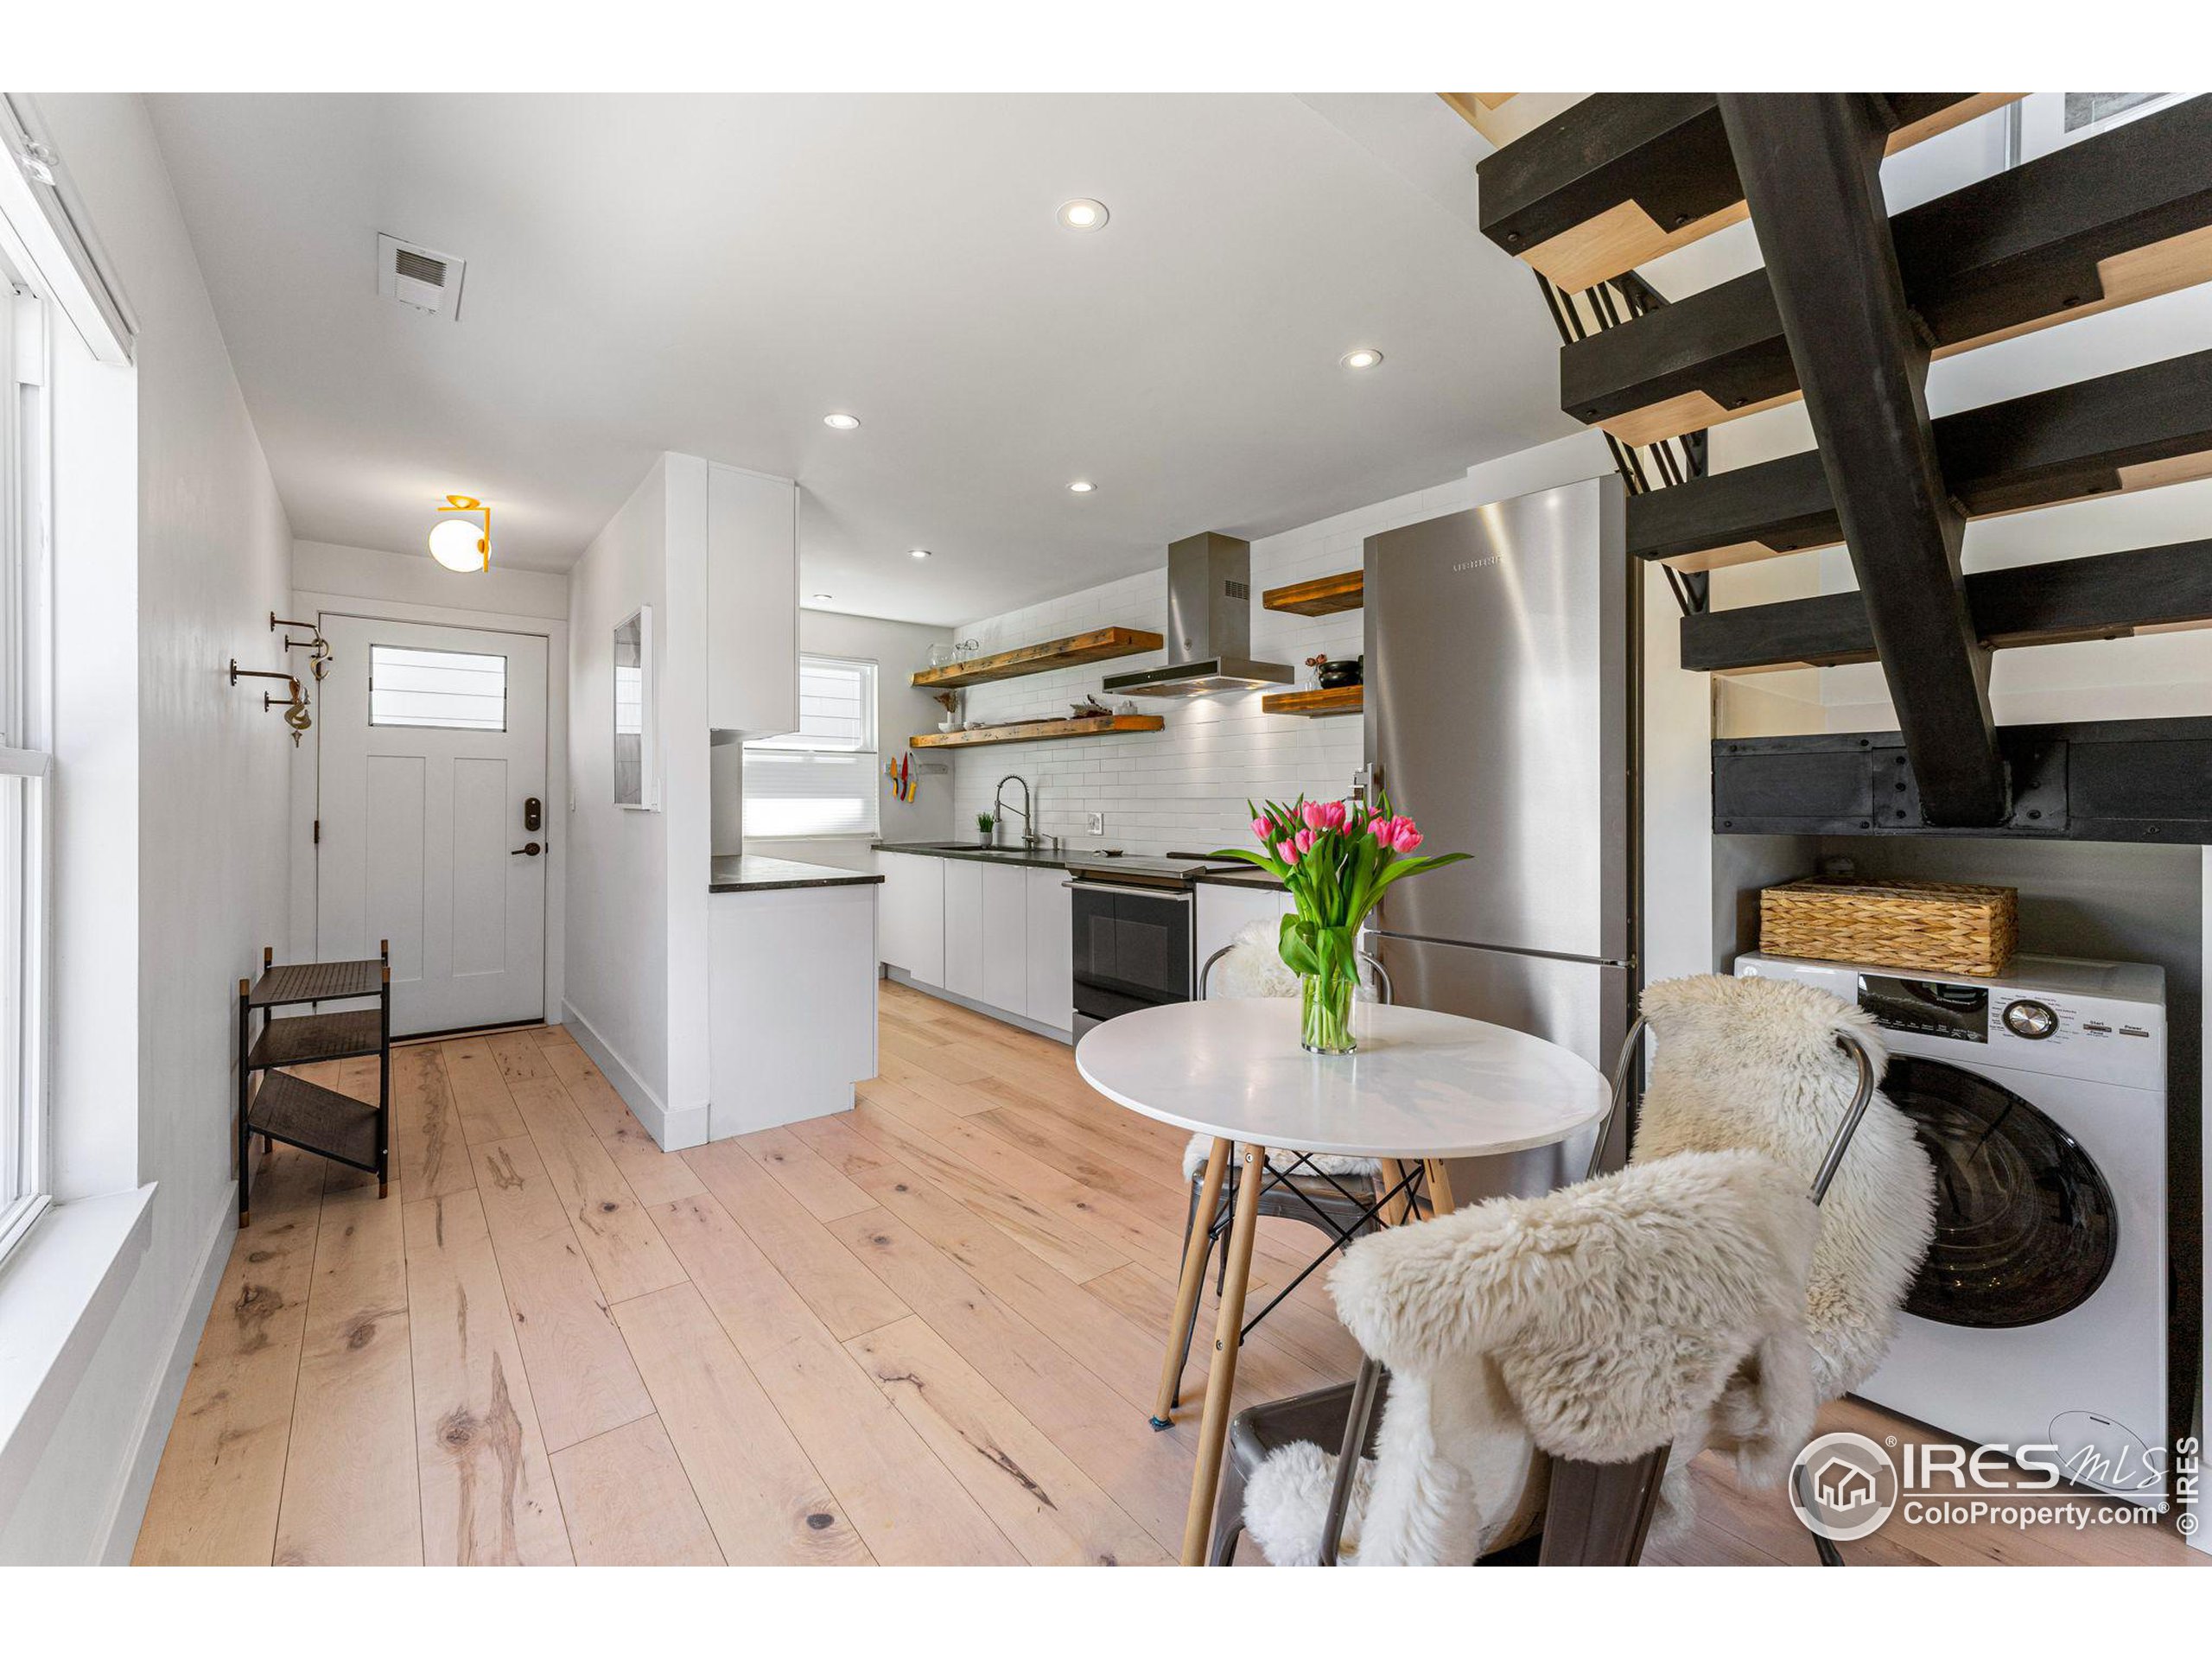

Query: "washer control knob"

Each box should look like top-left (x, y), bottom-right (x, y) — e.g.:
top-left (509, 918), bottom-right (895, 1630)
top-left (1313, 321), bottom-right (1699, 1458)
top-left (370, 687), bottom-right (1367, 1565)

top-left (2004, 999), bottom-right (2058, 1039)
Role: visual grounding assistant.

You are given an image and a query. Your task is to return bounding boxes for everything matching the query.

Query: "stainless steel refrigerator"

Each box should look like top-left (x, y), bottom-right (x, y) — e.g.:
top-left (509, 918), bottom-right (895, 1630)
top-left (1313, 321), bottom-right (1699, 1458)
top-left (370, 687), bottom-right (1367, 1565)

top-left (1363, 475), bottom-right (1637, 1084)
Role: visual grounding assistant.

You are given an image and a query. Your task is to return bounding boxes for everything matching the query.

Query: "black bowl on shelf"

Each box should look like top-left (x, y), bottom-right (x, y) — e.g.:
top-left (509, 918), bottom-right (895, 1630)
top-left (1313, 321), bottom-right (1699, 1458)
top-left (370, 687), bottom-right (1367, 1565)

top-left (1315, 658), bottom-right (1363, 690)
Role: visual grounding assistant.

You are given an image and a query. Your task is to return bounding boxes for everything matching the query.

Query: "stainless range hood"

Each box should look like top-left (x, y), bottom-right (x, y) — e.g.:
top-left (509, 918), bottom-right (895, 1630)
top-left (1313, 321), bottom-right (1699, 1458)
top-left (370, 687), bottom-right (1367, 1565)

top-left (1102, 531), bottom-right (1294, 696)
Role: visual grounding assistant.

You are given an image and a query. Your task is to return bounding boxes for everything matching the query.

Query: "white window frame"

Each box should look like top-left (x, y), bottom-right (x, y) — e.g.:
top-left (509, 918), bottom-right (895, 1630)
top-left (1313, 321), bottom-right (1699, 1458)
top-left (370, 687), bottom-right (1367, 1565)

top-left (741, 653), bottom-right (880, 840)
top-left (0, 254), bottom-right (53, 1264)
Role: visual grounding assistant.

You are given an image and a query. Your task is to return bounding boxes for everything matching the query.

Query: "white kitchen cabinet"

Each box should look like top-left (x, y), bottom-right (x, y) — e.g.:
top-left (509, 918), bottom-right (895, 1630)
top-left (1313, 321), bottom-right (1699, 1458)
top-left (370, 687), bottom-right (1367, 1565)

top-left (1194, 879), bottom-right (1292, 991)
top-left (942, 858), bottom-right (985, 1001)
top-left (877, 852), bottom-right (945, 985)
top-left (981, 863), bottom-right (1028, 1012)
top-left (706, 462), bottom-right (798, 735)
top-left (1022, 865), bottom-right (1073, 1032)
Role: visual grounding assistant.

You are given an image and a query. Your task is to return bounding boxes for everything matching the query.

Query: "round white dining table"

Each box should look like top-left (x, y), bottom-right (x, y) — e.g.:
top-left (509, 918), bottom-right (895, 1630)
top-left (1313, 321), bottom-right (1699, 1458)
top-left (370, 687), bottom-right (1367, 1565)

top-left (1077, 996), bottom-right (1610, 1565)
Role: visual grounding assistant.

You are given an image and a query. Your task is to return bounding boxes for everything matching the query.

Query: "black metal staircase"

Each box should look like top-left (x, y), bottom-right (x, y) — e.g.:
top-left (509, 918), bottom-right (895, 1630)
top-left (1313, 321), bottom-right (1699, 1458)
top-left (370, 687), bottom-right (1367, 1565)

top-left (1476, 92), bottom-right (2212, 842)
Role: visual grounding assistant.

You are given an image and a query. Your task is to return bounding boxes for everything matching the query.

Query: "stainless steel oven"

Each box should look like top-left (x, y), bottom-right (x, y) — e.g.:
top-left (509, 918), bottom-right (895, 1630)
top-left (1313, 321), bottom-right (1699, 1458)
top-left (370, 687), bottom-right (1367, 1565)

top-left (1065, 872), bottom-right (1196, 1039)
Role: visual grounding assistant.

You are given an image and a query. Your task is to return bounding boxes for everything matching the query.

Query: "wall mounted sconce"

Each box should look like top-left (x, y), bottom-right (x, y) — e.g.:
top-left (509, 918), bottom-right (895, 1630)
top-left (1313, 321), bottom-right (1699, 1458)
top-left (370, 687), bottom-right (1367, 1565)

top-left (429, 493), bottom-right (492, 573)
top-left (229, 659), bottom-right (311, 746)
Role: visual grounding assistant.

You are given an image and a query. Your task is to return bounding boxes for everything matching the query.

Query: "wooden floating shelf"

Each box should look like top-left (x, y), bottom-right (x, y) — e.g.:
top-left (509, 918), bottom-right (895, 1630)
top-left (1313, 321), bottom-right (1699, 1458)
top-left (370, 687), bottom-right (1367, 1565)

top-left (910, 627), bottom-right (1164, 690)
top-left (1262, 570), bottom-right (1363, 616)
top-left (910, 715), bottom-right (1166, 749)
top-left (1262, 684), bottom-right (1363, 718)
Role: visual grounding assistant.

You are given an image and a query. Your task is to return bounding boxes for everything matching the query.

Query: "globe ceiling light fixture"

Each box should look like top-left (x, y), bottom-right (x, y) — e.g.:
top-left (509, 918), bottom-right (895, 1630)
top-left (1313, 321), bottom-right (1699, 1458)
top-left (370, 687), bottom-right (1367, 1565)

top-left (429, 494), bottom-right (491, 573)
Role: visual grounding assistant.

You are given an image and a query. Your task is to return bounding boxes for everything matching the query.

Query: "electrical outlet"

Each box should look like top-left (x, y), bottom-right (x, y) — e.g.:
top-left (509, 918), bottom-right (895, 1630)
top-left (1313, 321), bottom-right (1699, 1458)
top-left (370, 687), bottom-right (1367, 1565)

top-left (1087, 811), bottom-right (1105, 836)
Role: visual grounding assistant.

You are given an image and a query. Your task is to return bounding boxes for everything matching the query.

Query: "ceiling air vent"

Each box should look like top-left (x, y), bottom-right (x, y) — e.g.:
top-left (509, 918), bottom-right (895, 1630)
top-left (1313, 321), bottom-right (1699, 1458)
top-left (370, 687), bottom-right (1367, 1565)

top-left (376, 232), bottom-right (467, 320)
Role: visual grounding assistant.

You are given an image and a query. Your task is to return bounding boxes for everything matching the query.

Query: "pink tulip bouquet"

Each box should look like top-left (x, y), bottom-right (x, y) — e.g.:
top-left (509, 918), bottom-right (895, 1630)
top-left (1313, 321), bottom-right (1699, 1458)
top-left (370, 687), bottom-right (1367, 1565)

top-left (1214, 793), bottom-right (1467, 1054)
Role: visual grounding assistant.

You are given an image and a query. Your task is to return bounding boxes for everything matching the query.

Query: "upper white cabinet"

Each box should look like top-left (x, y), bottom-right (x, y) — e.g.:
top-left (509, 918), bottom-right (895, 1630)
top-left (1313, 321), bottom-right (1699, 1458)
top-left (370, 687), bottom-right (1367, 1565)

top-left (706, 463), bottom-right (798, 735)
top-left (877, 852), bottom-right (945, 985)
top-left (1023, 866), bottom-right (1073, 1030)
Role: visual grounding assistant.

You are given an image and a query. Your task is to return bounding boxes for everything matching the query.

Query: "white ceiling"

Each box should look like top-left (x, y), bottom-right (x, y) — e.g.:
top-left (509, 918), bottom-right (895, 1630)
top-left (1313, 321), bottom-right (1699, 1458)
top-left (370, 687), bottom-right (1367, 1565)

top-left (145, 93), bottom-right (1572, 624)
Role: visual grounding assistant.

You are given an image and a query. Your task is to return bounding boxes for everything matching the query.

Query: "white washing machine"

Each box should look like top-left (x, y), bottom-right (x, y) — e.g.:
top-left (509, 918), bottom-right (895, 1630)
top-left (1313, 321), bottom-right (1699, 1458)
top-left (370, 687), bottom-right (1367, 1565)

top-left (1737, 952), bottom-right (2168, 1503)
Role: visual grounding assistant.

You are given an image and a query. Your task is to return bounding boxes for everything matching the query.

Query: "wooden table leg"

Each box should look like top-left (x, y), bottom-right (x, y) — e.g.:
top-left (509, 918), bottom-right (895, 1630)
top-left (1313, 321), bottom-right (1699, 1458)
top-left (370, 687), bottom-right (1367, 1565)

top-left (1181, 1141), bottom-right (1268, 1565)
top-left (1374, 1156), bottom-right (1413, 1226)
top-left (1421, 1158), bottom-right (1458, 1218)
top-left (1154, 1135), bottom-right (1231, 1427)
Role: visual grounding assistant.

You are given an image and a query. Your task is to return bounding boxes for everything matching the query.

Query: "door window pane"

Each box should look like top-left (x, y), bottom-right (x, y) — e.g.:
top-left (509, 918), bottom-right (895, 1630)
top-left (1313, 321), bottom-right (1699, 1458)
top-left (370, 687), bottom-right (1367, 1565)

top-left (370, 645), bottom-right (507, 731)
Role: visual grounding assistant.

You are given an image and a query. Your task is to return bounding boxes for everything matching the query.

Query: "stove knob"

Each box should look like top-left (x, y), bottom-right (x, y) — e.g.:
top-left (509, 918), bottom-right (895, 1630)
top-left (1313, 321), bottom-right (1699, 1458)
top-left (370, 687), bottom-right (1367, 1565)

top-left (2003, 999), bottom-right (2058, 1039)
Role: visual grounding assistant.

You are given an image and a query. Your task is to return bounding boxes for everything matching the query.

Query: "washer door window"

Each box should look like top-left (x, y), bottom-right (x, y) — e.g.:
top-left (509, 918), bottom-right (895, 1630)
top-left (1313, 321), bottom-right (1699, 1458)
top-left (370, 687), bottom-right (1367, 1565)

top-left (1885, 1054), bottom-right (2119, 1329)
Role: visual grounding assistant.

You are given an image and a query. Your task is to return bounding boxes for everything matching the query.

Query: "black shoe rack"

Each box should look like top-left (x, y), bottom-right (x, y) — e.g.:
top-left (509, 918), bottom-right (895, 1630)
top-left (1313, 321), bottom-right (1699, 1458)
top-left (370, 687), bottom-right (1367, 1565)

top-left (236, 940), bottom-right (391, 1227)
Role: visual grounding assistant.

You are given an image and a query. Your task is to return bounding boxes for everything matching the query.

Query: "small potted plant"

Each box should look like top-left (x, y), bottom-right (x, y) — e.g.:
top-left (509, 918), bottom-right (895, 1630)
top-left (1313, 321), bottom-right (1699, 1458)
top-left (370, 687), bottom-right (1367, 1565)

top-left (1214, 793), bottom-right (1466, 1054)
top-left (976, 810), bottom-right (996, 847)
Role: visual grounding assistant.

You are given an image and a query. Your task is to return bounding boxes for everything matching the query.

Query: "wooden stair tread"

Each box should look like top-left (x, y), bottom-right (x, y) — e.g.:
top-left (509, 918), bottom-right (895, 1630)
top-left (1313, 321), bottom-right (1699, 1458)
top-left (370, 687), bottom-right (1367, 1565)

top-left (1478, 93), bottom-right (2013, 292)
top-left (247, 1009), bottom-right (386, 1072)
top-left (1627, 347), bottom-right (2212, 569)
top-left (248, 1071), bottom-right (380, 1173)
top-left (1262, 571), bottom-right (1362, 616)
top-left (909, 628), bottom-right (1163, 690)
top-left (1262, 685), bottom-right (1363, 717)
top-left (249, 957), bottom-right (384, 1007)
top-left (909, 715), bottom-right (1164, 749)
top-left (1682, 538), bottom-right (2212, 675)
top-left (1561, 96), bottom-right (2212, 445)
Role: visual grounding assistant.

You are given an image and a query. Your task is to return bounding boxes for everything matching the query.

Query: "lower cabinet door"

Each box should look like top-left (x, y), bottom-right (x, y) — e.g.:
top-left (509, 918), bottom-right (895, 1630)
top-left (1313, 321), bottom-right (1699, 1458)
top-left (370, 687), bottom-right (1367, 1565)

top-left (942, 858), bottom-right (985, 1001)
top-left (1024, 866), bottom-right (1073, 1032)
top-left (879, 852), bottom-right (945, 984)
top-left (981, 863), bottom-right (1029, 1013)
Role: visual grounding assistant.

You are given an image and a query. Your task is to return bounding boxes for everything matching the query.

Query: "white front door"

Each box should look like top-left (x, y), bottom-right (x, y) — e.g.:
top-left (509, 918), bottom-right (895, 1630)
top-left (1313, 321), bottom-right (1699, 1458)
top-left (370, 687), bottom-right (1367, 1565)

top-left (315, 614), bottom-right (549, 1035)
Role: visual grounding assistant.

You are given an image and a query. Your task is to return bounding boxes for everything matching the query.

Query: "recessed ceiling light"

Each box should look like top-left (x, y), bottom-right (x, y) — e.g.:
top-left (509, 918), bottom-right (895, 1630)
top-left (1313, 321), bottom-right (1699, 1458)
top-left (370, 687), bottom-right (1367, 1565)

top-left (1066, 480), bottom-right (1096, 493)
top-left (812, 593), bottom-right (834, 602)
top-left (1340, 348), bottom-right (1384, 371)
top-left (1058, 199), bottom-right (1109, 232)
top-left (909, 548), bottom-right (932, 559)
top-left (823, 412), bottom-right (861, 430)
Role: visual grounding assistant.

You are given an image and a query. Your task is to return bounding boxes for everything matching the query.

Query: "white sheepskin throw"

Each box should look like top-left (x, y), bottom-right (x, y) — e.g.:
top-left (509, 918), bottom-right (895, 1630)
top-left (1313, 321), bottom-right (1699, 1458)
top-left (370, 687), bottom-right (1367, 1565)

top-left (1184, 919), bottom-right (1379, 1182)
top-left (1245, 1149), bottom-right (1821, 1565)
top-left (1631, 974), bottom-right (1936, 1402)
top-left (1630, 973), bottom-right (1936, 1546)
top-left (1212, 918), bottom-right (1302, 1000)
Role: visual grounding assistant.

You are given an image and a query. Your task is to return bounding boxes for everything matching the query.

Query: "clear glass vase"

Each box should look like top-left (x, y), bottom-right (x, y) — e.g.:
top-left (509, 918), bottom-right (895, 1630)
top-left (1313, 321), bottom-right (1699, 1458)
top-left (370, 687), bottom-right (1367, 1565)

top-left (1300, 966), bottom-right (1358, 1055)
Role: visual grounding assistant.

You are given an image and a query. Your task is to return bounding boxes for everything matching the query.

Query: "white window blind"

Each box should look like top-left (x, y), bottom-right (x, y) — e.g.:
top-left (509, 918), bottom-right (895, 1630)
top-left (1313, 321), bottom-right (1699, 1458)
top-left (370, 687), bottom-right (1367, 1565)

top-left (2, 266), bottom-right (52, 1263)
top-left (370, 644), bottom-right (507, 731)
top-left (743, 655), bottom-right (880, 838)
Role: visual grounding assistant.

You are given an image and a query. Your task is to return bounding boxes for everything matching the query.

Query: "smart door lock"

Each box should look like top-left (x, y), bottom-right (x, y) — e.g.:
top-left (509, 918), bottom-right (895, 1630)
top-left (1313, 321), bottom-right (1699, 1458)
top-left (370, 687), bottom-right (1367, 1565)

top-left (524, 796), bottom-right (543, 832)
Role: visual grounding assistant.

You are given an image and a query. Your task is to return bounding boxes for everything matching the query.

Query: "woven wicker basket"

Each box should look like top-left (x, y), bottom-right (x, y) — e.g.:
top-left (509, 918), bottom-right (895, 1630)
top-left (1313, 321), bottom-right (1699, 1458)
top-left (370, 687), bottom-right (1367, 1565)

top-left (1758, 877), bottom-right (2018, 978)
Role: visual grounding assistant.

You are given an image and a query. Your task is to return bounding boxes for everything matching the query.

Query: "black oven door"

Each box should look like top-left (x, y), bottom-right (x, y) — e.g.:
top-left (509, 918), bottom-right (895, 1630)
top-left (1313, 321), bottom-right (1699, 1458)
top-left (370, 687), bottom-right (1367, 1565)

top-left (1069, 881), bottom-right (1193, 1027)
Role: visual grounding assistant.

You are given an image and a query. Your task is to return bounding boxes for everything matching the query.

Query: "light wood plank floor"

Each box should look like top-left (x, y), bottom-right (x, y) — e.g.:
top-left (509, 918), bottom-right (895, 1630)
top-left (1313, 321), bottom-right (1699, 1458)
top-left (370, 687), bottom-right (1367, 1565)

top-left (132, 981), bottom-right (2202, 1567)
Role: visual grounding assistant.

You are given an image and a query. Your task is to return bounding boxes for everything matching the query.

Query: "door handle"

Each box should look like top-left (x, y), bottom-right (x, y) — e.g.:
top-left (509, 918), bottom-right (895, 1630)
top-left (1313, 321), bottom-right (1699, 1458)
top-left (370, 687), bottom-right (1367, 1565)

top-left (511, 841), bottom-right (543, 856)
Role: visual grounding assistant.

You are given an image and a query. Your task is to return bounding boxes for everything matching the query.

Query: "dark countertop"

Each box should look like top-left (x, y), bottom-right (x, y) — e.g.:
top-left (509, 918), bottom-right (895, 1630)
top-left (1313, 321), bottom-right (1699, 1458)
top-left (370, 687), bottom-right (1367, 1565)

top-left (1190, 867), bottom-right (1287, 891)
top-left (874, 840), bottom-right (1286, 890)
top-left (872, 840), bottom-right (1076, 870)
top-left (709, 855), bottom-right (885, 893)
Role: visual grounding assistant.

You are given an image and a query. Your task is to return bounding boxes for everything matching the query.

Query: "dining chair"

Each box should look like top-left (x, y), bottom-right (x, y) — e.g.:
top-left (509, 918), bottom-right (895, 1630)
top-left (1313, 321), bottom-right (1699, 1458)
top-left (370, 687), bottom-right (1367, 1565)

top-left (1211, 1012), bottom-right (1879, 1567)
top-left (1152, 928), bottom-right (1402, 1430)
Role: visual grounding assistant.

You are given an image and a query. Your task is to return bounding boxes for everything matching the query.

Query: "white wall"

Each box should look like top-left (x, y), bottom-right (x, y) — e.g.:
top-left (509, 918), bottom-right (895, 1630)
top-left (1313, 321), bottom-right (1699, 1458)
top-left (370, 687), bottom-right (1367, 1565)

top-left (737, 608), bottom-right (954, 869)
top-left (293, 537), bottom-right (569, 621)
top-left (947, 431), bottom-right (1611, 855)
top-left (563, 458), bottom-right (674, 1116)
top-left (1, 94), bottom-right (293, 1564)
top-left (564, 454), bottom-right (764, 1150)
